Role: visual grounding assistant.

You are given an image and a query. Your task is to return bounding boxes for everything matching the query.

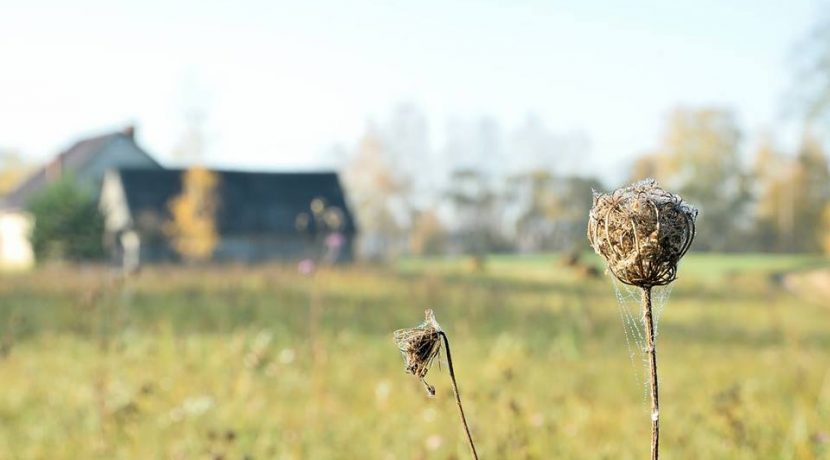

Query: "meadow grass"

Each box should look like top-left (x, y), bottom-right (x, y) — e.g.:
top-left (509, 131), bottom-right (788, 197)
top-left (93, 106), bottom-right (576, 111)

top-left (0, 254), bottom-right (827, 459)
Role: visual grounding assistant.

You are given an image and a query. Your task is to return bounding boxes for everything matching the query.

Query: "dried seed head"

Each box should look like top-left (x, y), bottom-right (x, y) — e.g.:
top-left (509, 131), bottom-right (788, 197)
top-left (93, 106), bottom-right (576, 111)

top-left (393, 309), bottom-right (443, 396)
top-left (587, 179), bottom-right (698, 287)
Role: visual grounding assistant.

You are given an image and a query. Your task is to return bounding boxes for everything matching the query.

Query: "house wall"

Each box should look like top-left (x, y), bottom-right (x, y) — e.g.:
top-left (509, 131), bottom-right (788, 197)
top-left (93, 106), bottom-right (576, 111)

top-left (0, 211), bottom-right (34, 270)
top-left (99, 171), bottom-right (132, 234)
top-left (99, 171), bottom-right (141, 271)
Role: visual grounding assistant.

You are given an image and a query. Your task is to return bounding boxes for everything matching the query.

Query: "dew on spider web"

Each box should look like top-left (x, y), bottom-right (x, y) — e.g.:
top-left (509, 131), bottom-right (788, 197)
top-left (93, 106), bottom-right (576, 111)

top-left (612, 279), bottom-right (648, 401)
top-left (611, 279), bottom-right (673, 403)
top-left (652, 285), bottom-right (672, 336)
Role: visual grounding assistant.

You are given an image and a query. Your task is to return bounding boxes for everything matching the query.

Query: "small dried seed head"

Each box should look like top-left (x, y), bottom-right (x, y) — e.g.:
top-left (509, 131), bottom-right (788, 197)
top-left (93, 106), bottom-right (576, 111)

top-left (587, 179), bottom-right (698, 287)
top-left (393, 309), bottom-right (443, 396)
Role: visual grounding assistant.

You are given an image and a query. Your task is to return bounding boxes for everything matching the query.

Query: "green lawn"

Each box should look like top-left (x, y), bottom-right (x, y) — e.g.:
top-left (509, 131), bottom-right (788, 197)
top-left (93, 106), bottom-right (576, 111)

top-left (0, 254), bottom-right (828, 459)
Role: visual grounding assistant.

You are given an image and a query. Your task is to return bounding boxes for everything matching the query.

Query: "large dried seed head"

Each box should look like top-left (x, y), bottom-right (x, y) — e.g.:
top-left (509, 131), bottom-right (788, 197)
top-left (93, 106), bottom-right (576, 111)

top-left (393, 309), bottom-right (443, 396)
top-left (587, 179), bottom-right (698, 287)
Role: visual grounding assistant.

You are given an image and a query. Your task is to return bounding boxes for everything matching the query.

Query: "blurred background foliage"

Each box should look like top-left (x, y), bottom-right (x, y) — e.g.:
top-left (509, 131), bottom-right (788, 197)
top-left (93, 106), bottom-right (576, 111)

top-left (25, 178), bottom-right (105, 262)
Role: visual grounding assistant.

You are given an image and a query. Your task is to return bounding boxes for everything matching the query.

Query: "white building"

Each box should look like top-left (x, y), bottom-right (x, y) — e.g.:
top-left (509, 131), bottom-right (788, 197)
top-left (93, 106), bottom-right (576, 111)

top-left (0, 126), bottom-right (162, 269)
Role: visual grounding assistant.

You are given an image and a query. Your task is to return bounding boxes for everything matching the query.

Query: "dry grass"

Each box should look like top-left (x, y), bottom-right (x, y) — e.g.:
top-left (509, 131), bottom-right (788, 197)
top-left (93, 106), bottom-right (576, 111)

top-left (0, 255), bottom-right (827, 459)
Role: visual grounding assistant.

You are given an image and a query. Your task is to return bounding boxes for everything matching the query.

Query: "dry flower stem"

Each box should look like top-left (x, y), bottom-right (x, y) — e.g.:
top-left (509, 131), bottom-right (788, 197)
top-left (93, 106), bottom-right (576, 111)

top-left (588, 179), bottom-right (697, 460)
top-left (440, 331), bottom-right (479, 460)
top-left (642, 287), bottom-right (659, 460)
top-left (394, 310), bottom-right (479, 460)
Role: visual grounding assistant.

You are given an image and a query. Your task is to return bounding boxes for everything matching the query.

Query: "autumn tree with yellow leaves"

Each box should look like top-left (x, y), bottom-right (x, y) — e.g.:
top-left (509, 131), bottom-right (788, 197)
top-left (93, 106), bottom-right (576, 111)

top-left (751, 132), bottom-right (829, 253)
top-left (822, 204), bottom-right (830, 254)
top-left (630, 108), bottom-right (749, 251)
top-left (165, 167), bottom-right (220, 263)
top-left (0, 150), bottom-right (31, 195)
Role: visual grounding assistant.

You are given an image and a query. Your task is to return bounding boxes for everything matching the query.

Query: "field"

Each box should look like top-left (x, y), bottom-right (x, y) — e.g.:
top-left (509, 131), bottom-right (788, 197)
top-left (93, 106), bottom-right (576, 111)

top-left (0, 253), bottom-right (828, 459)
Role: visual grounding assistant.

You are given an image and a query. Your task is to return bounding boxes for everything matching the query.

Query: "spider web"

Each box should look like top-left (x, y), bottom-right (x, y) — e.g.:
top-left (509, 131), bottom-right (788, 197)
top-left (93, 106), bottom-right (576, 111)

top-left (611, 278), bottom-right (672, 402)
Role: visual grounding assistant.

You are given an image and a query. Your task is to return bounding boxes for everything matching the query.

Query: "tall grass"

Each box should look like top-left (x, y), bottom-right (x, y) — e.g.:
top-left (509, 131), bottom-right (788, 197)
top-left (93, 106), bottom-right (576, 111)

top-left (0, 255), bottom-right (827, 458)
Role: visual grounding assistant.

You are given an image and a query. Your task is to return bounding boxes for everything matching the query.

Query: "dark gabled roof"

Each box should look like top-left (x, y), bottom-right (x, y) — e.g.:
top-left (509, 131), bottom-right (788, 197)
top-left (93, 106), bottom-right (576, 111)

top-left (117, 169), bottom-right (357, 235)
top-left (3, 128), bottom-right (160, 209)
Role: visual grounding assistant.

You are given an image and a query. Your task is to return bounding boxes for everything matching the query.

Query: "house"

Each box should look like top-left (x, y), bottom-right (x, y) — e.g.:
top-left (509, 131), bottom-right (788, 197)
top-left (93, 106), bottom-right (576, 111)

top-left (99, 168), bottom-right (356, 268)
top-left (0, 126), bottom-right (162, 269)
top-left (2, 126), bottom-right (162, 209)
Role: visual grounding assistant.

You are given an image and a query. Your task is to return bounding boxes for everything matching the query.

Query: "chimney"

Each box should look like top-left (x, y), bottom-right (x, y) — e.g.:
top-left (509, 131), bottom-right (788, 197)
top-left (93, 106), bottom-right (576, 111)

top-left (122, 125), bottom-right (136, 139)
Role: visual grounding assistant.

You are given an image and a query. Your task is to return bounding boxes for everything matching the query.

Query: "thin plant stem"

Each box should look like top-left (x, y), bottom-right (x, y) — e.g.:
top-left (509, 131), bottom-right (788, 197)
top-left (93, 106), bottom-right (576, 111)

top-left (309, 274), bottom-right (323, 364)
top-left (641, 287), bottom-right (659, 460)
top-left (439, 331), bottom-right (479, 460)
top-left (308, 273), bottom-right (326, 427)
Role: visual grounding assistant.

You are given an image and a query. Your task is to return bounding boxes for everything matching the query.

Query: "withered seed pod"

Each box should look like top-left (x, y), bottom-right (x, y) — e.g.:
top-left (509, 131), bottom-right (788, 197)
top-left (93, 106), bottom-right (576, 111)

top-left (587, 179), bottom-right (698, 288)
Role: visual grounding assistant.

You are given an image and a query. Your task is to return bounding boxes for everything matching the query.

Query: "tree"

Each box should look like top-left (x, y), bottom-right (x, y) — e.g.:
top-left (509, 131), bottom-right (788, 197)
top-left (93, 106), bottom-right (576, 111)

top-left (443, 117), bottom-right (504, 182)
top-left (446, 168), bottom-right (511, 256)
top-left (635, 108), bottom-right (750, 251)
top-left (409, 209), bottom-right (448, 256)
top-left (781, 16), bottom-right (830, 253)
top-left (383, 104), bottom-right (432, 205)
top-left (0, 150), bottom-right (31, 195)
top-left (822, 203), bottom-right (830, 254)
top-left (629, 153), bottom-right (666, 185)
top-left (508, 171), bottom-right (603, 252)
top-left (342, 126), bottom-right (412, 260)
top-left (558, 176), bottom-right (604, 248)
top-left (26, 178), bottom-right (105, 261)
top-left (509, 170), bottom-right (560, 252)
top-left (749, 131), bottom-right (829, 253)
top-left (791, 131), bottom-right (830, 252)
top-left (508, 114), bottom-right (591, 177)
top-left (750, 137), bottom-right (793, 252)
top-left (164, 167), bottom-right (220, 263)
top-left (794, 14), bottom-right (830, 126)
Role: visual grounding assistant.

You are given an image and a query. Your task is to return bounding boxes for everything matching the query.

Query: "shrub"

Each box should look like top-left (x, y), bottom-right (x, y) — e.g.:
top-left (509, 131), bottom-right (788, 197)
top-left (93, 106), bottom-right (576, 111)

top-left (26, 178), bottom-right (105, 262)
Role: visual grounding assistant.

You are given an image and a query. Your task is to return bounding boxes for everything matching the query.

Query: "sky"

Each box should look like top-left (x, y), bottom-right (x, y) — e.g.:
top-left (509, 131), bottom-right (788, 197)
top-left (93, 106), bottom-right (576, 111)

top-left (0, 0), bottom-right (824, 182)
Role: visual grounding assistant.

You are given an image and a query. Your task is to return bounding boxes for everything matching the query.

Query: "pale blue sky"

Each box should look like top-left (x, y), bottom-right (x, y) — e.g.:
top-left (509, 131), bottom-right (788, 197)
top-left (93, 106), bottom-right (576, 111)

top-left (0, 0), bottom-right (823, 180)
